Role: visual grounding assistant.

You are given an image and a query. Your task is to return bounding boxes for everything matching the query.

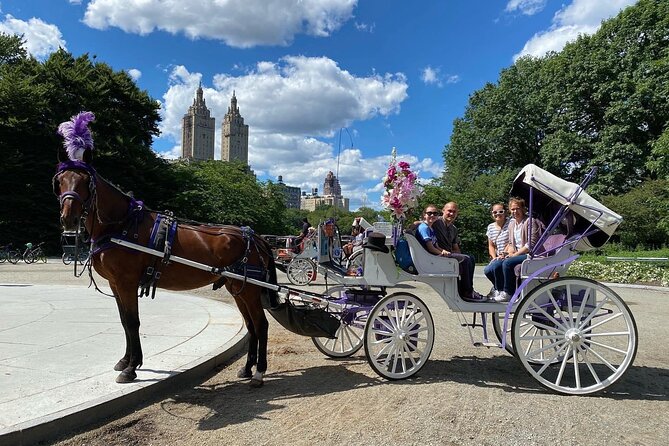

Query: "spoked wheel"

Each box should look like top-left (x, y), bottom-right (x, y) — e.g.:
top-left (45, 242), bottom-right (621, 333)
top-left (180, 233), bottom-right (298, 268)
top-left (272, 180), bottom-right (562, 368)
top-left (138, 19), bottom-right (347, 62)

top-left (23, 252), bottom-right (35, 264)
top-left (286, 258), bottom-right (316, 286)
top-left (8, 250), bottom-right (21, 264)
top-left (312, 286), bottom-right (367, 358)
top-left (494, 309), bottom-right (568, 364)
top-left (62, 253), bottom-right (72, 265)
top-left (492, 312), bottom-right (515, 356)
top-left (364, 292), bottom-right (434, 380)
top-left (512, 277), bottom-right (638, 395)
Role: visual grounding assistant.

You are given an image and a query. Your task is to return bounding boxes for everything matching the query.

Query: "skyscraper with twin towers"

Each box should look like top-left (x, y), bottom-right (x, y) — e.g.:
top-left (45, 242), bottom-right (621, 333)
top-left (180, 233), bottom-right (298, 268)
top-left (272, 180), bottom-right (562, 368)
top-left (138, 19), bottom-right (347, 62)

top-left (181, 87), bottom-right (248, 163)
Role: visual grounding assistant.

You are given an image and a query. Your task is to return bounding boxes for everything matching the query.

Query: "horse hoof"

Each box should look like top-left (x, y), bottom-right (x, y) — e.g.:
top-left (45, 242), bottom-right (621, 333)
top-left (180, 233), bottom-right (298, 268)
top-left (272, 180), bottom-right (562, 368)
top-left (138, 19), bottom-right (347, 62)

top-left (115, 370), bottom-right (137, 383)
top-left (237, 368), bottom-right (253, 379)
top-left (114, 359), bottom-right (129, 371)
top-left (249, 370), bottom-right (264, 387)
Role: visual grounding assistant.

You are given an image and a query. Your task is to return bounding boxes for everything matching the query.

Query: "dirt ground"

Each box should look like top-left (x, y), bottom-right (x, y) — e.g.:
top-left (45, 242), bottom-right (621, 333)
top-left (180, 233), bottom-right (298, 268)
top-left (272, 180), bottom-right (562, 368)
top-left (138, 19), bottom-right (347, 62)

top-left (3, 261), bottom-right (668, 446)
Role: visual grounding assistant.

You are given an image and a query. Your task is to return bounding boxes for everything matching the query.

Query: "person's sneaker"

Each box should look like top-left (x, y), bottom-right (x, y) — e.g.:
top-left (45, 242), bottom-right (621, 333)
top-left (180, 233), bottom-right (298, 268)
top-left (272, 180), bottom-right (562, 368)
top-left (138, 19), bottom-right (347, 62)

top-left (462, 291), bottom-right (486, 303)
top-left (493, 291), bottom-right (511, 302)
top-left (485, 288), bottom-right (498, 300)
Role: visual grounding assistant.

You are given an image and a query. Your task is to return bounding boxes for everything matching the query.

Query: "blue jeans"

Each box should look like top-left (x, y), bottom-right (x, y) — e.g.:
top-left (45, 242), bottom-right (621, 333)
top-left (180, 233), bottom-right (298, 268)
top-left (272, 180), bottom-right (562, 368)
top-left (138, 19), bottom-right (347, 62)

top-left (501, 254), bottom-right (527, 294)
top-left (484, 258), bottom-right (505, 291)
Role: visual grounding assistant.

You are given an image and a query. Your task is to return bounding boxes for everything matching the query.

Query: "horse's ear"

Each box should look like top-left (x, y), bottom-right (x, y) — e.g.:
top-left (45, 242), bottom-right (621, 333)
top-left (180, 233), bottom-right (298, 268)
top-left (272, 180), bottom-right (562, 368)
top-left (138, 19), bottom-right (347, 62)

top-left (82, 148), bottom-right (93, 164)
top-left (57, 143), bottom-right (68, 163)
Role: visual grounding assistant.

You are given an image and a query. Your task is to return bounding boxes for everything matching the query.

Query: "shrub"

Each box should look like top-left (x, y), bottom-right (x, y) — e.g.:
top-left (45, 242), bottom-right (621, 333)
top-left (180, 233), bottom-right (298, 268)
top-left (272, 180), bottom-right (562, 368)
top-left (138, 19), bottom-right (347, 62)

top-left (567, 259), bottom-right (669, 286)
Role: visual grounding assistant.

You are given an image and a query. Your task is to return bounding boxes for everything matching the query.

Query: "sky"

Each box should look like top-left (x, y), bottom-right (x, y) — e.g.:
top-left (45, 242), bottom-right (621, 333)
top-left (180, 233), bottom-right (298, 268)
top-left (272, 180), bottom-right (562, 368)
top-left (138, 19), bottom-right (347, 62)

top-left (0, 0), bottom-right (638, 210)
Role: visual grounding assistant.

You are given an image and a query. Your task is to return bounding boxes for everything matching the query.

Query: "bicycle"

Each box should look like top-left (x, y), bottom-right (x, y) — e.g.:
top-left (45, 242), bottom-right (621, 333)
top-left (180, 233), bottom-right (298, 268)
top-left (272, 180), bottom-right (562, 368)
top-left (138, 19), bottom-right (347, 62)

top-left (22, 242), bottom-right (47, 264)
top-left (0, 243), bottom-right (21, 264)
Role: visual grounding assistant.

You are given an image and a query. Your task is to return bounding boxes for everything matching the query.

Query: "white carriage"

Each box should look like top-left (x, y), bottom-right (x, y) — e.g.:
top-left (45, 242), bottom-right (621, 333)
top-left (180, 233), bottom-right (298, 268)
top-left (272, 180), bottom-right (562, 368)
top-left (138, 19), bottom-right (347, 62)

top-left (280, 164), bottom-right (637, 395)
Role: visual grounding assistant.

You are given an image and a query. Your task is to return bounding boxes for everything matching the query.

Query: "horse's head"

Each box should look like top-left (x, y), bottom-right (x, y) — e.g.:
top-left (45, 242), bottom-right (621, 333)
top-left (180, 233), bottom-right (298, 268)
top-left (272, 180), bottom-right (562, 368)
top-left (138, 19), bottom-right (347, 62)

top-left (53, 161), bottom-right (97, 231)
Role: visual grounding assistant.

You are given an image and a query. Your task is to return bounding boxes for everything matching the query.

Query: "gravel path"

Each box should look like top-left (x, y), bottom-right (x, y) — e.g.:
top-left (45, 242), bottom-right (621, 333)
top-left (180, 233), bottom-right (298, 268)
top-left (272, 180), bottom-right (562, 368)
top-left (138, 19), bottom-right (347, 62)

top-left (2, 261), bottom-right (668, 446)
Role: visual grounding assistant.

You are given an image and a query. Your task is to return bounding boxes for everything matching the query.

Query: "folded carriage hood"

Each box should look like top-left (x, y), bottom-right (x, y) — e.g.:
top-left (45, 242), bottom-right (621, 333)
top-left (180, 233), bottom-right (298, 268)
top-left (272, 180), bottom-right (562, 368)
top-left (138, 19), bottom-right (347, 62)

top-left (512, 164), bottom-right (623, 250)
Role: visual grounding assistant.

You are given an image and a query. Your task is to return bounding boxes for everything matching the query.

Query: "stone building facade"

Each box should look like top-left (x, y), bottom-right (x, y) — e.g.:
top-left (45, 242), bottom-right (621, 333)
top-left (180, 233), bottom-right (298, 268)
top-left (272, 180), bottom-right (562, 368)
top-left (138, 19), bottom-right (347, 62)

top-left (221, 91), bottom-right (249, 164)
top-left (181, 83), bottom-right (215, 160)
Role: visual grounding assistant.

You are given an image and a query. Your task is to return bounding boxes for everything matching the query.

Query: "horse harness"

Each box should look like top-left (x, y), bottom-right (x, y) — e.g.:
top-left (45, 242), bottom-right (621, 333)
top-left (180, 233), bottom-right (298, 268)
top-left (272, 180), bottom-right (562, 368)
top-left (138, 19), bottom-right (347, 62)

top-left (55, 162), bottom-right (273, 302)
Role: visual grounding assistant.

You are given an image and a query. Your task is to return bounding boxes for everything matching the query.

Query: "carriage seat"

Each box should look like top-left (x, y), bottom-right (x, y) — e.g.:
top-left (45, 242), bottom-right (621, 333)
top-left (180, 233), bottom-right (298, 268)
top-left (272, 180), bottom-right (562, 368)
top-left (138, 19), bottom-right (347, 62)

top-left (515, 233), bottom-right (575, 280)
top-left (404, 233), bottom-right (459, 276)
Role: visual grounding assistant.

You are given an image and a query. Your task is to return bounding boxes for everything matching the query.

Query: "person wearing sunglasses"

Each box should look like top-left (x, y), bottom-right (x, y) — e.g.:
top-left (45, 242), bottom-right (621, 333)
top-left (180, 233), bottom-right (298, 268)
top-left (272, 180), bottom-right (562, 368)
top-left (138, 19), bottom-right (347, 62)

top-left (488, 197), bottom-right (544, 302)
top-left (483, 203), bottom-right (510, 300)
top-left (415, 205), bottom-right (449, 257)
top-left (428, 202), bottom-right (484, 302)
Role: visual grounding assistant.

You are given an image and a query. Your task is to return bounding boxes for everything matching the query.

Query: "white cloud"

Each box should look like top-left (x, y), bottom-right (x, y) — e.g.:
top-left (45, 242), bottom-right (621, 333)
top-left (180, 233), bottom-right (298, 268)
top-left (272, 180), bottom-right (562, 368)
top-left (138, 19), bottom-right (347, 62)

top-left (0, 14), bottom-right (65, 58)
top-left (421, 66), bottom-right (460, 88)
top-left (505, 0), bottom-right (547, 16)
top-left (156, 58), bottom-right (442, 210)
top-left (127, 68), bottom-right (142, 80)
top-left (445, 74), bottom-right (460, 84)
top-left (421, 66), bottom-right (441, 86)
top-left (354, 21), bottom-right (375, 33)
top-left (82, 0), bottom-right (357, 48)
top-left (514, 0), bottom-right (638, 60)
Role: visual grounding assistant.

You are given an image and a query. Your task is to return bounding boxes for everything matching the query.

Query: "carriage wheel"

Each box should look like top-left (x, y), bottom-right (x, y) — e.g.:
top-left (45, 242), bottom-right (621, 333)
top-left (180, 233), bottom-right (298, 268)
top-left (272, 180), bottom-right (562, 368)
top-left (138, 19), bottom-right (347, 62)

top-left (511, 277), bottom-right (637, 395)
top-left (286, 258), bottom-right (316, 286)
top-left (493, 309), bottom-right (570, 365)
top-left (312, 286), bottom-right (366, 358)
top-left (492, 312), bottom-right (515, 356)
top-left (364, 292), bottom-right (434, 380)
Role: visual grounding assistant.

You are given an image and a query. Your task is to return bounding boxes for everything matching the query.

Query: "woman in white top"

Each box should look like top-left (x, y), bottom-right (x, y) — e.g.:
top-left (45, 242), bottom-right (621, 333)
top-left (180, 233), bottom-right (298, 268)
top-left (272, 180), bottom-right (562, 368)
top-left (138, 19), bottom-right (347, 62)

top-left (488, 197), bottom-right (544, 302)
top-left (483, 203), bottom-right (509, 299)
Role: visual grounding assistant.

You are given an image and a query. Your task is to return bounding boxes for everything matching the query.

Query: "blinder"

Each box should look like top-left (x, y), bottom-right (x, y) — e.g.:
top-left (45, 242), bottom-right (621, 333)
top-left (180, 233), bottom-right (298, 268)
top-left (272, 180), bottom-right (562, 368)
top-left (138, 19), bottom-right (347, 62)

top-left (53, 161), bottom-right (98, 215)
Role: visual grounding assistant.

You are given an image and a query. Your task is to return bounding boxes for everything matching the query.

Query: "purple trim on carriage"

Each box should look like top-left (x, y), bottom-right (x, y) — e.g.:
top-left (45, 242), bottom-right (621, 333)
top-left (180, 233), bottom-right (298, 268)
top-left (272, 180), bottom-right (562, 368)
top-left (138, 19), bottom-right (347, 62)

top-left (501, 253), bottom-right (579, 350)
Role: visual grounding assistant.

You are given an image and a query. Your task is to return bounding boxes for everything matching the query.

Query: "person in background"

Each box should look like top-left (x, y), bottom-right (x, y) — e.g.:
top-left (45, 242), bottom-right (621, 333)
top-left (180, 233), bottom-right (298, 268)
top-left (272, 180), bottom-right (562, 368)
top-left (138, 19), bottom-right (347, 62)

top-left (343, 224), bottom-right (364, 258)
top-left (490, 197), bottom-right (544, 302)
top-left (417, 204), bottom-right (484, 302)
top-left (483, 203), bottom-right (510, 300)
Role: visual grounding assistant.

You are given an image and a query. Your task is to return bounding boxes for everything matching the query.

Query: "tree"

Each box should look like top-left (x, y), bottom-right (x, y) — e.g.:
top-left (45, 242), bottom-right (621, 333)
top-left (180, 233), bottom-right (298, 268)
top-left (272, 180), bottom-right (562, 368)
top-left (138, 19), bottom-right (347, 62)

top-left (0, 40), bottom-right (162, 252)
top-left (602, 179), bottom-right (669, 248)
top-left (446, 0), bottom-right (669, 196)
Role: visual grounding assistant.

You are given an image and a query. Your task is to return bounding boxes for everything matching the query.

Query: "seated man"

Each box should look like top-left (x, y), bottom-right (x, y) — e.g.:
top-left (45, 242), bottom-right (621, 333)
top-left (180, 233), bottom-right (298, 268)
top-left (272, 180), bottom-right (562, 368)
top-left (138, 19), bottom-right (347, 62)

top-left (416, 204), bottom-right (484, 302)
top-left (431, 202), bottom-right (484, 302)
top-left (343, 224), bottom-right (364, 258)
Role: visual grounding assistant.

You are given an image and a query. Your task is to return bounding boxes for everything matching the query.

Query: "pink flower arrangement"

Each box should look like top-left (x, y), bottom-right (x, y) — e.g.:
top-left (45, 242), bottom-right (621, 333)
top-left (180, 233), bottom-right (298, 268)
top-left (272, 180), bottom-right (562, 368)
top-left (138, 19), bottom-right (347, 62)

top-left (381, 148), bottom-right (421, 219)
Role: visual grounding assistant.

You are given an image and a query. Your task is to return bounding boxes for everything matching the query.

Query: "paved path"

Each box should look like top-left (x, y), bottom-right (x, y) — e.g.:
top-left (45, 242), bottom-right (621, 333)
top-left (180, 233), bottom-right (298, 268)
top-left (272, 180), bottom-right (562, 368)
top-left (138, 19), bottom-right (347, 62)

top-left (0, 282), bottom-right (246, 446)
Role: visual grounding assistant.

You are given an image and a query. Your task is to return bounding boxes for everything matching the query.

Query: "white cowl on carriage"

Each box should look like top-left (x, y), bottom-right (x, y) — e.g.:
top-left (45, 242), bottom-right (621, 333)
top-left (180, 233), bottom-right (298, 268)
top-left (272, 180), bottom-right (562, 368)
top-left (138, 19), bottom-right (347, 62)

top-left (277, 163), bottom-right (637, 396)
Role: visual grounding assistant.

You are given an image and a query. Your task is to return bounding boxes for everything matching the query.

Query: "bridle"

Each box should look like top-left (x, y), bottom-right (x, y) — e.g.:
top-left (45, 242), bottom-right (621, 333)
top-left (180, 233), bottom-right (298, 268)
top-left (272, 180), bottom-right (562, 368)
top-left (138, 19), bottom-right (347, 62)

top-left (54, 160), bottom-right (97, 222)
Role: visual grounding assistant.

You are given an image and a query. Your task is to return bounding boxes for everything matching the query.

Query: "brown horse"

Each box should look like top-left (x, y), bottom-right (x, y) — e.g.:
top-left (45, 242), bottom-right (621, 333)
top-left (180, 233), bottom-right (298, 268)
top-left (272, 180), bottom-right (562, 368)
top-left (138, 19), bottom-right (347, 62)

top-left (53, 158), bottom-right (278, 387)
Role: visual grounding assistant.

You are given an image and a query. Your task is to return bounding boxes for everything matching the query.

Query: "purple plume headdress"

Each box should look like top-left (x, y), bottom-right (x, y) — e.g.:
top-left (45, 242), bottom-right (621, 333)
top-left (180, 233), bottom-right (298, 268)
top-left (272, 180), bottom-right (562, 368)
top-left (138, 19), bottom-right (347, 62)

top-left (57, 111), bottom-right (96, 161)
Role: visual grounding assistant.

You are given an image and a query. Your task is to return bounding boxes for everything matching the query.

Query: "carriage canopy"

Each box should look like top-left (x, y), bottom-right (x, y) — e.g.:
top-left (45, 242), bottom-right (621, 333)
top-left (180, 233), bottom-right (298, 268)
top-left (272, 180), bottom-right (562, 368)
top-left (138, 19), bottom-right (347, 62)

top-left (511, 164), bottom-right (623, 250)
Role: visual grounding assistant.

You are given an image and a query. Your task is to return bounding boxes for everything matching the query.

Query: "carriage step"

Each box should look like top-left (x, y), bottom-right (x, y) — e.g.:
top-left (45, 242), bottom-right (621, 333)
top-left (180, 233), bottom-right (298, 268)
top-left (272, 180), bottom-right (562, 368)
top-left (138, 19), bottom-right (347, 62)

top-left (472, 341), bottom-right (502, 348)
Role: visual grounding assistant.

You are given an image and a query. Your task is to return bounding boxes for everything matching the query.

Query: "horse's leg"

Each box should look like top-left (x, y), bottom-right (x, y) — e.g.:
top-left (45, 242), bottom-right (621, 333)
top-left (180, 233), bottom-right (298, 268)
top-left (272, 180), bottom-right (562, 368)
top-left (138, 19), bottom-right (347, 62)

top-left (240, 287), bottom-right (269, 388)
top-left (111, 282), bottom-right (131, 372)
top-left (115, 284), bottom-right (143, 383)
top-left (234, 295), bottom-right (258, 380)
